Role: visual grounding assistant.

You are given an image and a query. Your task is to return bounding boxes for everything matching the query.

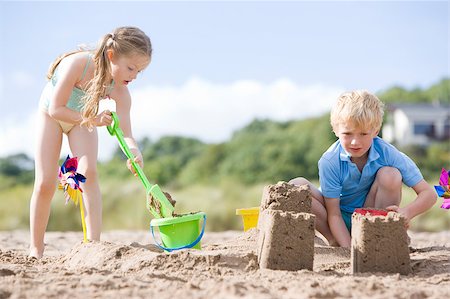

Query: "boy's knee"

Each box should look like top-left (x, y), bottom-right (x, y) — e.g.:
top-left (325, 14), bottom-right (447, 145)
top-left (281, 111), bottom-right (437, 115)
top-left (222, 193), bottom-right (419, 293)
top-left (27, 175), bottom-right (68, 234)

top-left (289, 177), bottom-right (310, 186)
top-left (376, 167), bottom-right (402, 188)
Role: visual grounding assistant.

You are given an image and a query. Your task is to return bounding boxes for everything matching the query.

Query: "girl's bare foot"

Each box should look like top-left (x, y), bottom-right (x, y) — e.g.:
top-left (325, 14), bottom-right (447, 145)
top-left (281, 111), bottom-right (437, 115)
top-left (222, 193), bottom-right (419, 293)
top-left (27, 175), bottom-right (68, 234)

top-left (29, 247), bottom-right (43, 259)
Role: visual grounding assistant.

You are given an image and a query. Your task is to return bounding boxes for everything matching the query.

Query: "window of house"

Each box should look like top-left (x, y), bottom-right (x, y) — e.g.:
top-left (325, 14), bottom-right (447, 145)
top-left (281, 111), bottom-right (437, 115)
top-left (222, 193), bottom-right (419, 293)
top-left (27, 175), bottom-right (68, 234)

top-left (444, 121), bottom-right (450, 139)
top-left (413, 123), bottom-right (435, 137)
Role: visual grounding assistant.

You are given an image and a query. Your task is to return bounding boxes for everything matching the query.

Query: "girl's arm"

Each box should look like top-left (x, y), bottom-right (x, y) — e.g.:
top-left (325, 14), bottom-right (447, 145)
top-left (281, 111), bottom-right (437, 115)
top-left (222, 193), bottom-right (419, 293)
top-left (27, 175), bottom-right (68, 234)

top-left (325, 197), bottom-right (351, 247)
top-left (48, 54), bottom-right (87, 124)
top-left (48, 53), bottom-right (111, 127)
top-left (113, 86), bottom-right (144, 173)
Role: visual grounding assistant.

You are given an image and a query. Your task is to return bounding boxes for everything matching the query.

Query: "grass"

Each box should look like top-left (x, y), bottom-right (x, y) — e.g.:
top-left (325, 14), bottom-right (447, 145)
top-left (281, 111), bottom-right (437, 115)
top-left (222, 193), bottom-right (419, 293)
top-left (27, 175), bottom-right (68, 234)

top-left (168, 179), bottom-right (265, 231)
top-left (1, 178), bottom-right (448, 233)
top-left (400, 185), bottom-right (450, 231)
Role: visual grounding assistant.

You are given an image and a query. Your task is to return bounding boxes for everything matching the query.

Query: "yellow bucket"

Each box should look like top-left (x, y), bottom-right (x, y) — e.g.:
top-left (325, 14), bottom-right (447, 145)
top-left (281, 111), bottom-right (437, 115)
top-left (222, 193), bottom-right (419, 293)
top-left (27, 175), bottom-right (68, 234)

top-left (236, 207), bottom-right (260, 231)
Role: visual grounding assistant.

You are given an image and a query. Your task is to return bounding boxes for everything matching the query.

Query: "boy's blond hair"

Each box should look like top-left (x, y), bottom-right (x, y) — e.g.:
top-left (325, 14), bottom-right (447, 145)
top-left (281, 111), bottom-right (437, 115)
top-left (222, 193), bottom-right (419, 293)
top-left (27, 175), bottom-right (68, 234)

top-left (330, 90), bottom-right (384, 132)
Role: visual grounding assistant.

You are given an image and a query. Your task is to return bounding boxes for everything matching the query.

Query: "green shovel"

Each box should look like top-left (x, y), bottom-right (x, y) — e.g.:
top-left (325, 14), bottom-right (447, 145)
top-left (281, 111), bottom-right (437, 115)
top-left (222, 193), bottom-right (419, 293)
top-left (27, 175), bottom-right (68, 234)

top-left (107, 112), bottom-right (175, 219)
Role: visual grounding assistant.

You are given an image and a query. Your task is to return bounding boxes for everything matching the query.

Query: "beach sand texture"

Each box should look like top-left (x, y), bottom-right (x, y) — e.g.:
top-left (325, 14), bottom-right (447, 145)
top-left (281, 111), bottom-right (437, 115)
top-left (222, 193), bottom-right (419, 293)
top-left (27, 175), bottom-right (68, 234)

top-left (0, 229), bottom-right (449, 299)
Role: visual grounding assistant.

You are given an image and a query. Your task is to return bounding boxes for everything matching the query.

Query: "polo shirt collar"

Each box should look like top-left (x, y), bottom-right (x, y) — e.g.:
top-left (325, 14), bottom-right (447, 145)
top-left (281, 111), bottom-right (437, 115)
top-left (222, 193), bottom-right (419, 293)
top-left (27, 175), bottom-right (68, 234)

top-left (339, 139), bottom-right (380, 162)
top-left (339, 147), bottom-right (352, 162)
top-left (367, 141), bottom-right (380, 162)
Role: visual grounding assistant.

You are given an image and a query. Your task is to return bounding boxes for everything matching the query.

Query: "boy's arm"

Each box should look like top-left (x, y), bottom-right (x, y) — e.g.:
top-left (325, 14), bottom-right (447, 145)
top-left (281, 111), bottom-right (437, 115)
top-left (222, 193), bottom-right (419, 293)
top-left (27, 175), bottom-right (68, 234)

top-left (387, 179), bottom-right (437, 227)
top-left (324, 197), bottom-right (351, 248)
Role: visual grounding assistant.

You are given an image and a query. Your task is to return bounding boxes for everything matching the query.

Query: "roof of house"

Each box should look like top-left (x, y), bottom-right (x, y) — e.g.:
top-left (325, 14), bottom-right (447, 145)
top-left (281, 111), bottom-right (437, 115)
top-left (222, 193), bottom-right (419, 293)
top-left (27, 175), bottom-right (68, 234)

top-left (386, 103), bottom-right (450, 119)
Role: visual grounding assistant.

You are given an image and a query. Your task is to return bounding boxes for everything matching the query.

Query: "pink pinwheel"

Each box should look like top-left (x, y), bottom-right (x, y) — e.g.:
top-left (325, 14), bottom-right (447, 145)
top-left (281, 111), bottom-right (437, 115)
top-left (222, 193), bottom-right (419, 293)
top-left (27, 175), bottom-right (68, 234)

top-left (58, 155), bottom-right (86, 204)
top-left (58, 155), bottom-right (88, 242)
top-left (434, 168), bottom-right (450, 209)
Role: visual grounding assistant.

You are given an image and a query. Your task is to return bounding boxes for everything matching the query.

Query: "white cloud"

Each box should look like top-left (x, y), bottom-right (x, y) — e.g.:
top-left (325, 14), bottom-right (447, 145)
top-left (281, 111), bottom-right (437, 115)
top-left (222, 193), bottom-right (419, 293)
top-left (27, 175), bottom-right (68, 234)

top-left (11, 71), bottom-right (37, 89)
top-left (0, 114), bottom-right (35, 158)
top-left (0, 77), bottom-right (344, 160)
top-left (0, 112), bottom-right (71, 159)
top-left (130, 77), bottom-right (343, 143)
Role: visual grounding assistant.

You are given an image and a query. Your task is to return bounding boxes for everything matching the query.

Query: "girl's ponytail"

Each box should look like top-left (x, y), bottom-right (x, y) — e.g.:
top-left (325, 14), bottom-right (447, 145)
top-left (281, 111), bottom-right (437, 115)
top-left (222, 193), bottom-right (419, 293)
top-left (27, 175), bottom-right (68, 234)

top-left (80, 33), bottom-right (114, 130)
top-left (80, 27), bottom-right (152, 130)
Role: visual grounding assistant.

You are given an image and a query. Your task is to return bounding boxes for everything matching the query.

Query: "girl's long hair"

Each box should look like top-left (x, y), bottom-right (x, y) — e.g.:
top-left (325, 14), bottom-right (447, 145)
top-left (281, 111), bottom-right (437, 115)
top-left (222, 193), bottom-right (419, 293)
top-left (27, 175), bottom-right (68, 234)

top-left (46, 26), bottom-right (152, 130)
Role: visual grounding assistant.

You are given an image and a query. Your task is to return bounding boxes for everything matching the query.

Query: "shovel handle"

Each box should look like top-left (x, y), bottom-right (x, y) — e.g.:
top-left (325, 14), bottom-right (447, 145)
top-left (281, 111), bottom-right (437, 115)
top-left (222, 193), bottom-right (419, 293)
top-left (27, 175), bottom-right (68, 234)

top-left (107, 112), bottom-right (151, 191)
top-left (107, 112), bottom-right (174, 219)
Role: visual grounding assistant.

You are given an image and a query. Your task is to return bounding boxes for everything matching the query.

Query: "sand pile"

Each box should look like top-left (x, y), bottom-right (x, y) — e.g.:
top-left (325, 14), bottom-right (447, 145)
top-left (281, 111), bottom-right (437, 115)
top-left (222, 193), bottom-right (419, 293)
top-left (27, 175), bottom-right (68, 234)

top-left (0, 229), bottom-right (449, 298)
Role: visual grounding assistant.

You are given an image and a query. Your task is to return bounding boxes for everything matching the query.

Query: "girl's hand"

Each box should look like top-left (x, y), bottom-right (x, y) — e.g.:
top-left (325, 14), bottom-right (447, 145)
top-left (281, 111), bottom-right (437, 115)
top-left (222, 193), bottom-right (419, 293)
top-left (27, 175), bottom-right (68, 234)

top-left (126, 150), bottom-right (144, 176)
top-left (94, 110), bottom-right (112, 127)
top-left (386, 205), bottom-right (411, 229)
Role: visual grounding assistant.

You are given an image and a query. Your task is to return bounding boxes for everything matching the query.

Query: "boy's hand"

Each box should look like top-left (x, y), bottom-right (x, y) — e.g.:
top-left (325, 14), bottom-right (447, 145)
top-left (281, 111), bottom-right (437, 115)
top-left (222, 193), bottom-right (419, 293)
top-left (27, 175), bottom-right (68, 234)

top-left (386, 205), bottom-right (411, 229)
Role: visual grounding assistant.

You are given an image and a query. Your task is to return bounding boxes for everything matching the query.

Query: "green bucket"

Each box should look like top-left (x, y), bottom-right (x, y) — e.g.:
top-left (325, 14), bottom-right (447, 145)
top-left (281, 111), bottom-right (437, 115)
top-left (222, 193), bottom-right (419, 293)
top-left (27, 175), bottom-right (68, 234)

top-left (150, 212), bottom-right (207, 252)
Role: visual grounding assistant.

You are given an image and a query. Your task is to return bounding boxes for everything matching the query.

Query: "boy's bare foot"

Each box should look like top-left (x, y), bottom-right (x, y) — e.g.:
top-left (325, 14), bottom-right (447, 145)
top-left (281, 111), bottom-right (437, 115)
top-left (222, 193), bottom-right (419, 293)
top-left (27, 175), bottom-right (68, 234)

top-left (314, 235), bottom-right (327, 246)
top-left (328, 239), bottom-right (340, 247)
top-left (314, 230), bottom-right (339, 247)
top-left (315, 231), bottom-right (340, 247)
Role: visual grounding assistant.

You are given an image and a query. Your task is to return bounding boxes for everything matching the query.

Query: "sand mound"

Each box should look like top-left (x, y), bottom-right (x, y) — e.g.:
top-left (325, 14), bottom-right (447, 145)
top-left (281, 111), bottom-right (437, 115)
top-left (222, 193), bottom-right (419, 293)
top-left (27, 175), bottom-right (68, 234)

top-left (0, 229), bottom-right (449, 298)
top-left (60, 241), bottom-right (162, 271)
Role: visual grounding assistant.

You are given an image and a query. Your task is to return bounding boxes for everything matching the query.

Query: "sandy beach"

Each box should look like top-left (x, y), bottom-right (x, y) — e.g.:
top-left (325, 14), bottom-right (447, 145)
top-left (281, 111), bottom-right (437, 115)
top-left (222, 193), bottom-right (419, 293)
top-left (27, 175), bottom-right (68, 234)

top-left (0, 229), bottom-right (449, 299)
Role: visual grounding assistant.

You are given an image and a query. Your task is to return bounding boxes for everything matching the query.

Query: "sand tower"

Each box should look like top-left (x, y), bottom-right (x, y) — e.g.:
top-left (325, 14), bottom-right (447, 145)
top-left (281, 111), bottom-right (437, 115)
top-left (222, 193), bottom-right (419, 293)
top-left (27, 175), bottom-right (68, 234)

top-left (351, 209), bottom-right (411, 275)
top-left (257, 181), bottom-right (315, 271)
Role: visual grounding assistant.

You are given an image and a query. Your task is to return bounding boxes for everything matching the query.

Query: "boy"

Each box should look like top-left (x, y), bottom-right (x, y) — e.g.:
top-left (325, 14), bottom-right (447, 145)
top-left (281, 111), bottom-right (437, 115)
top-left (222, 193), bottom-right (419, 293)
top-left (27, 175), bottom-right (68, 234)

top-left (290, 90), bottom-right (436, 247)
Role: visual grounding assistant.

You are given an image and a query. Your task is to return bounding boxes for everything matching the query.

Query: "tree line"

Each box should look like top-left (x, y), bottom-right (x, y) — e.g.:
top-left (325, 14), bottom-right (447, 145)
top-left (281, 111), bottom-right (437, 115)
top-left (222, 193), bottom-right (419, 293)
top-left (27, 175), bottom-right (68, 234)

top-left (1, 78), bottom-right (448, 190)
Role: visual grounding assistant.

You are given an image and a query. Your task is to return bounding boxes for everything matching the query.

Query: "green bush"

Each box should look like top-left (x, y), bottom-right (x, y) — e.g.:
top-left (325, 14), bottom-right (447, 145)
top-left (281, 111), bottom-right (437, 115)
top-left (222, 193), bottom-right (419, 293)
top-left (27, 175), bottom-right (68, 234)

top-left (1, 77), bottom-right (448, 232)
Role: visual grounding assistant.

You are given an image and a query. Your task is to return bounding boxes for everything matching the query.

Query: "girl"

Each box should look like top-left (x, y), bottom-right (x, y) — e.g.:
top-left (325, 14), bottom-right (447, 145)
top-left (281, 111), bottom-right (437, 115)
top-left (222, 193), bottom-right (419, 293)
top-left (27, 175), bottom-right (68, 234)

top-left (29, 26), bottom-right (152, 258)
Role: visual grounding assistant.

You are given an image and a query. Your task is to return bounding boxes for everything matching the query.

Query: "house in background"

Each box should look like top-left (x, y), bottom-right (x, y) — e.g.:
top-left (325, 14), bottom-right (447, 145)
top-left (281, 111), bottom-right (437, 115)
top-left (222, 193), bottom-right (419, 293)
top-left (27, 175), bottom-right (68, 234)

top-left (382, 103), bottom-right (450, 147)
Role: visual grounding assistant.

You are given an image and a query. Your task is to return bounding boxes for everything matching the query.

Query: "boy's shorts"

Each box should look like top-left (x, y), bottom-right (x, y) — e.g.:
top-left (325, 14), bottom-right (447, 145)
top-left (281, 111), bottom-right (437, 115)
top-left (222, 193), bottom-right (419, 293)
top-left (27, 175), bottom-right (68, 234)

top-left (341, 210), bottom-right (353, 232)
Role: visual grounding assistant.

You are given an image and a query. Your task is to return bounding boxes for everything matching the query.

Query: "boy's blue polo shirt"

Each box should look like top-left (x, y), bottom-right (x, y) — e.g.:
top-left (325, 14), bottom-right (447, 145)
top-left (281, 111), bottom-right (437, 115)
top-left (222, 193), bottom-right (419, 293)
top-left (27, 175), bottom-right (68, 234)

top-left (318, 137), bottom-right (423, 213)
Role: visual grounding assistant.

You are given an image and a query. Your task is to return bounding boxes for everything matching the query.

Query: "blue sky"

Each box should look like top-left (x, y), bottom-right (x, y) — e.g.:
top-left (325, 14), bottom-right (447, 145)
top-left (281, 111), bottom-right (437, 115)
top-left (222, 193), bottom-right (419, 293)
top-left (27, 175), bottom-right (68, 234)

top-left (0, 1), bottom-right (448, 159)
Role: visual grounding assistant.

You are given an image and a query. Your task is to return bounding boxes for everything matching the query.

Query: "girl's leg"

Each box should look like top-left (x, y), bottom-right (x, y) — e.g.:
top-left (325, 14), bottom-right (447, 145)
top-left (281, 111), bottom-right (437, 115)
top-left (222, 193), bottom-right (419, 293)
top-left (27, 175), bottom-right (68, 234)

top-left (364, 167), bottom-right (402, 208)
top-left (289, 177), bottom-right (338, 246)
top-left (29, 111), bottom-right (63, 258)
top-left (67, 125), bottom-right (101, 240)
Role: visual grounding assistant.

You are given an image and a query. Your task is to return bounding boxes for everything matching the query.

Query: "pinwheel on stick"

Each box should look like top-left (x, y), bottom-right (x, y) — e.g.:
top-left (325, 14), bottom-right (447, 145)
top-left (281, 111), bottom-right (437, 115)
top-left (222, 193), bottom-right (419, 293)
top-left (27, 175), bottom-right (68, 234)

top-left (434, 168), bottom-right (450, 210)
top-left (58, 155), bottom-right (88, 242)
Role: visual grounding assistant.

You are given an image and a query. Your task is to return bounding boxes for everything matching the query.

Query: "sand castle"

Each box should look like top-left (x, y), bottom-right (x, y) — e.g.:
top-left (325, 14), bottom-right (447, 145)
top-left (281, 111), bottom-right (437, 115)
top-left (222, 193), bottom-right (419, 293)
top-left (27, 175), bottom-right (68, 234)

top-left (351, 209), bottom-right (411, 275)
top-left (256, 182), bottom-right (411, 275)
top-left (259, 181), bottom-right (312, 213)
top-left (257, 181), bottom-right (315, 271)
